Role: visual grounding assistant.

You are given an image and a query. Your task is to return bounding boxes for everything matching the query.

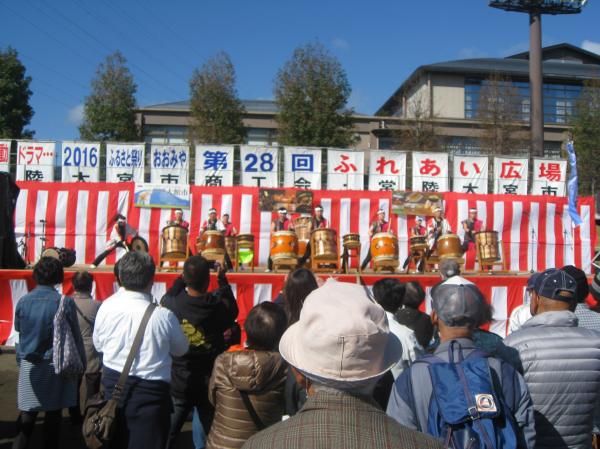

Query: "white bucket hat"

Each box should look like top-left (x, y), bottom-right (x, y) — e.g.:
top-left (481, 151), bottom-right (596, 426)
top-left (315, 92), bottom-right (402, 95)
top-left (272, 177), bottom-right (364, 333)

top-left (279, 279), bottom-right (402, 383)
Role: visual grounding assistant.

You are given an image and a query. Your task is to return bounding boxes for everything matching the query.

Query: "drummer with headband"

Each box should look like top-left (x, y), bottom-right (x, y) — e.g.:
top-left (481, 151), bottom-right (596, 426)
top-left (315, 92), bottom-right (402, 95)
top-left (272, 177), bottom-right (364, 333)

top-left (201, 208), bottom-right (225, 233)
top-left (168, 208), bottom-right (189, 229)
top-left (222, 213), bottom-right (237, 237)
top-left (360, 209), bottom-right (392, 271)
top-left (267, 207), bottom-right (295, 272)
top-left (426, 207), bottom-right (452, 252)
top-left (91, 214), bottom-right (138, 268)
top-left (461, 208), bottom-right (483, 253)
top-left (298, 204), bottom-right (328, 266)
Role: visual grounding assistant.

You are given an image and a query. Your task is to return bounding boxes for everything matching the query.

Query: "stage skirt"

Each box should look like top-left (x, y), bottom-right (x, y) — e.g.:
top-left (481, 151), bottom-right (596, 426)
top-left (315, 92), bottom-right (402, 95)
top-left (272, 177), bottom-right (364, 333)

top-left (17, 359), bottom-right (77, 412)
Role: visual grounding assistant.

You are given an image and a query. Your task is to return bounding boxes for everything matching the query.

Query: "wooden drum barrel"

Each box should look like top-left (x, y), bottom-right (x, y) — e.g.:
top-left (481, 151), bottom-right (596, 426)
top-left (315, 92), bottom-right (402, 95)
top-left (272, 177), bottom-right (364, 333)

top-left (162, 225), bottom-right (188, 258)
top-left (270, 231), bottom-right (298, 262)
top-left (371, 233), bottom-right (399, 266)
top-left (475, 231), bottom-right (501, 262)
top-left (437, 234), bottom-right (463, 260)
top-left (312, 228), bottom-right (338, 260)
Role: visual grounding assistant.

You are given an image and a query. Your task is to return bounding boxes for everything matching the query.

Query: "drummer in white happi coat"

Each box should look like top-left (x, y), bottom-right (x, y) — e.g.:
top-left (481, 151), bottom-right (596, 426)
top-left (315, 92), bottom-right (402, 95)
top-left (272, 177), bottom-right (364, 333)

top-left (426, 207), bottom-right (452, 251)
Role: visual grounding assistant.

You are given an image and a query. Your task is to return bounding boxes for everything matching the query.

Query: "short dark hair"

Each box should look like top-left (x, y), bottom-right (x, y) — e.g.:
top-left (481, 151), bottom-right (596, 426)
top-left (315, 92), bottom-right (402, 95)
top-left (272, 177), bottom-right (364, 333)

top-left (403, 281), bottom-right (426, 309)
top-left (245, 302), bottom-right (287, 351)
top-left (372, 278), bottom-right (405, 313)
top-left (439, 258), bottom-right (460, 279)
top-left (182, 255), bottom-right (210, 292)
top-left (113, 259), bottom-right (121, 286)
top-left (118, 252), bottom-right (155, 292)
top-left (72, 271), bottom-right (93, 293)
top-left (33, 257), bottom-right (64, 286)
top-left (283, 268), bottom-right (318, 326)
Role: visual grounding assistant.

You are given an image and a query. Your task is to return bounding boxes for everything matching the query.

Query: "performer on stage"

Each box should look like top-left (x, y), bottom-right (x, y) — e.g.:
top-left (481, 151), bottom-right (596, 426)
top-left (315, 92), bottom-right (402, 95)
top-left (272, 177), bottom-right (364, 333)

top-left (402, 216), bottom-right (427, 272)
top-left (201, 208), bottom-right (225, 233)
top-left (168, 208), bottom-right (189, 228)
top-left (461, 208), bottom-right (483, 252)
top-left (360, 209), bottom-right (392, 271)
top-left (267, 208), bottom-right (295, 272)
top-left (298, 205), bottom-right (328, 265)
top-left (222, 213), bottom-right (237, 237)
top-left (91, 214), bottom-right (137, 268)
top-left (426, 207), bottom-right (452, 251)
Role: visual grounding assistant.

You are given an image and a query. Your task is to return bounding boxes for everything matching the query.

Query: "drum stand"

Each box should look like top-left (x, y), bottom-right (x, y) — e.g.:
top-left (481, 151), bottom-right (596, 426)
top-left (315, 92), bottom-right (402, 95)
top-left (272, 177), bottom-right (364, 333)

top-left (272, 257), bottom-right (298, 273)
top-left (341, 244), bottom-right (361, 274)
top-left (373, 260), bottom-right (399, 274)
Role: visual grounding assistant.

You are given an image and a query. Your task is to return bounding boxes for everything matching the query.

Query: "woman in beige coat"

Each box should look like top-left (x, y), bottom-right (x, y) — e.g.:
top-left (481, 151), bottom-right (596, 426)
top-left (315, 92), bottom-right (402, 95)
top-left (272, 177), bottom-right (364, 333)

top-left (206, 302), bottom-right (288, 449)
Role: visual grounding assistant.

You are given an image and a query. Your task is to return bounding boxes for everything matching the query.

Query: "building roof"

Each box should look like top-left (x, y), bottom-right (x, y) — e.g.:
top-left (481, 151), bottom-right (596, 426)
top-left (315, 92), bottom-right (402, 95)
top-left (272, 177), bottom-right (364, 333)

top-left (376, 43), bottom-right (600, 116)
top-left (140, 99), bottom-right (280, 114)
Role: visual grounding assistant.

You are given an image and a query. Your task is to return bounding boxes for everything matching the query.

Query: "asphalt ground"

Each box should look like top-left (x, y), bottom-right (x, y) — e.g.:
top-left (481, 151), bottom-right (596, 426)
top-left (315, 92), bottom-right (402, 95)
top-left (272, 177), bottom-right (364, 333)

top-left (0, 347), bottom-right (195, 448)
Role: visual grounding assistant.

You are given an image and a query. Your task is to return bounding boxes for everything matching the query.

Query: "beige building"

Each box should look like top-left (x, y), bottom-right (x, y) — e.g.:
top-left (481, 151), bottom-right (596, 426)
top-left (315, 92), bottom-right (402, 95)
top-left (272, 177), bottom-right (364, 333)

top-left (136, 43), bottom-right (600, 158)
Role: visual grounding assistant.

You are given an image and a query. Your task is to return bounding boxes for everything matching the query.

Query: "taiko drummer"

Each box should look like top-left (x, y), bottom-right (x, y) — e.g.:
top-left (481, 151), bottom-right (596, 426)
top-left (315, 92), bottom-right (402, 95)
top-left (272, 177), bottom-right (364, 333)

top-left (360, 209), bottom-right (393, 271)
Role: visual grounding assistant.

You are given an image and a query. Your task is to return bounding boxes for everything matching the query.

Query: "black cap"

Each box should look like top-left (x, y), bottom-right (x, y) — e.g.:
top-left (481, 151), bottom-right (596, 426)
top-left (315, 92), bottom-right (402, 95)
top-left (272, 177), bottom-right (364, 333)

top-left (533, 269), bottom-right (576, 302)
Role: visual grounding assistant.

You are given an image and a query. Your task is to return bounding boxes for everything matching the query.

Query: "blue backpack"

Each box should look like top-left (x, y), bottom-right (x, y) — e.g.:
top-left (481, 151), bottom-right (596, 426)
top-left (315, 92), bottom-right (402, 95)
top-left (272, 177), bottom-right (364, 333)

top-left (417, 341), bottom-right (519, 449)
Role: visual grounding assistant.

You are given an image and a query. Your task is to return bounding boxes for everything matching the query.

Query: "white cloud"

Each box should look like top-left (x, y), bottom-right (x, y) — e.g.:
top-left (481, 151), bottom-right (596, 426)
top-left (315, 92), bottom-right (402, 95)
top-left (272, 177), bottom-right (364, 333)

top-left (582, 40), bottom-right (600, 55)
top-left (332, 37), bottom-right (349, 50)
top-left (458, 48), bottom-right (488, 59)
top-left (67, 104), bottom-right (84, 124)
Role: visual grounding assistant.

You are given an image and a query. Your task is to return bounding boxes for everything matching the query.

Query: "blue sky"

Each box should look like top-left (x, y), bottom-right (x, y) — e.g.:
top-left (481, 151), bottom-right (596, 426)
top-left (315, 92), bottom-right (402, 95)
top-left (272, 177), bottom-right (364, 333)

top-left (1, 0), bottom-right (599, 140)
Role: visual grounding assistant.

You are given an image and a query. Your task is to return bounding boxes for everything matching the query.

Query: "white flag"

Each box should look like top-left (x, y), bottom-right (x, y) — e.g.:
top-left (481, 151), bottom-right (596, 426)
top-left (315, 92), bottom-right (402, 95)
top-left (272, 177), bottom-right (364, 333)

top-left (493, 157), bottom-right (528, 195)
top-left (368, 150), bottom-right (406, 191)
top-left (452, 156), bottom-right (488, 194)
top-left (61, 141), bottom-right (101, 182)
top-left (240, 146), bottom-right (278, 188)
top-left (327, 149), bottom-right (364, 190)
top-left (283, 147), bottom-right (322, 189)
top-left (16, 140), bottom-right (56, 182)
top-left (195, 145), bottom-right (235, 186)
top-left (531, 159), bottom-right (567, 197)
top-left (412, 152), bottom-right (448, 192)
top-left (149, 145), bottom-right (189, 185)
top-left (106, 143), bottom-right (145, 183)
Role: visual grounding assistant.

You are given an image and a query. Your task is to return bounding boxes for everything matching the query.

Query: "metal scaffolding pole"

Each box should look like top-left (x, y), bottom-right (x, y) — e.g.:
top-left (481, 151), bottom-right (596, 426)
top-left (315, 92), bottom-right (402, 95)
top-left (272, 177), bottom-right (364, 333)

top-left (529, 10), bottom-right (544, 157)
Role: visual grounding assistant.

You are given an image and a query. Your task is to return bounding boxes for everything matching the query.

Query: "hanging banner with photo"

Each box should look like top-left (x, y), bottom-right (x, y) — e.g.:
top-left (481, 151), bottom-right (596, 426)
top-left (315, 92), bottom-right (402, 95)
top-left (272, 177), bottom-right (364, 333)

top-left (16, 140), bottom-right (56, 182)
top-left (149, 145), bottom-right (189, 185)
top-left (0, 140), bottom-right (10, 173)
top-left (133, 183), bottom-right (190, 209)
top-left (368, 150), bottom-right (407, 191)
top-left (493, 156), bottom-right (529, 195)
top-left (411, 152), bottom-right (448, 192)
top-left (452, 155), bottom-right (488, 194)
top-left (531, 159), bottom-right (567, 197)
top-left (61, 141), bottom-right (100, 182)
top-left (106, 143), bottom-right (145, 183)
top-left (240, 146), bottom-right (278, 188)
top-left (194, 145), bottom-right (234, 187)
top-left (283, 147), bottom-right (322, 190)
top-left (327, 149), bottom-right (364, 190)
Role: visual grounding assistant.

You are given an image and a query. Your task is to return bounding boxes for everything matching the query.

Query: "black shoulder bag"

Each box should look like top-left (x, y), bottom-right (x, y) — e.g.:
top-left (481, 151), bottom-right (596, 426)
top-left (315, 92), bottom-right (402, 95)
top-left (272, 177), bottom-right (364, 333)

top-left (82, 303), bottom-right (156, 449)
top-left (239, 390), bottom-right (266, 430)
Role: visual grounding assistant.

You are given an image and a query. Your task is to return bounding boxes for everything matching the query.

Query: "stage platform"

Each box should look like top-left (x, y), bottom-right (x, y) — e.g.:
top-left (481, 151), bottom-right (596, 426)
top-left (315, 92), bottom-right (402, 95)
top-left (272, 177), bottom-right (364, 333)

top-left (0, 267), bottom-right (542, 345)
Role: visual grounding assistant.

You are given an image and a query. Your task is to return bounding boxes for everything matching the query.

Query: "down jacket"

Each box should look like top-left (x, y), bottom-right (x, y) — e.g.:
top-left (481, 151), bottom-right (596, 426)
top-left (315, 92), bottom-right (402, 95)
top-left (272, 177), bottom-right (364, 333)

top-left (504, 310), bottom-right (600, 449)
top-left (206, 349), bottom-right (287, 449)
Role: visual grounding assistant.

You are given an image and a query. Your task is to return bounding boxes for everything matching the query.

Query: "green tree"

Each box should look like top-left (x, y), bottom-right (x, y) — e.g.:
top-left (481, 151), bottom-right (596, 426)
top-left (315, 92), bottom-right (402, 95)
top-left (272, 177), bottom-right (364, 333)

top-left (188, 52), bottom-right (246, 144)
top-left (275, 42), bottom-right (355, 147)
top-left (79, 51), bottom-right (138, 141)
top-left (572, 78), bottom-right (600, 195)
top-left (0, 47), bottom-right (34, 138)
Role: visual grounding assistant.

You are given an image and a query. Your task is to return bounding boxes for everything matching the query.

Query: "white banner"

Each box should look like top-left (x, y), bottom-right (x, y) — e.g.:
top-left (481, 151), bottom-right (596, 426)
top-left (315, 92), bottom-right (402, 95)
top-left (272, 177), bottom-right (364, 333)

top-left (16, 140), bottom-right (56, 182)
top-left (368, 150), bottom-right (406, 191)
top-left (531, 159), bottom-right (567, 197)
top-left (327, 149), bottom-right (364, 190)
top-left (283, 147), bottom-right (322, 189)
top-left (61, 141), bottom-right (100, 182)
top-left (452, 155), bottom-right (489, 194)
top-left (240, 146), bottom-right (278, 188)
top-left (149, 145), bottom-right (189, 185)
top-left (0, 140), bottom-right (10, 173)
top-left (106, 143), bottom-right (145, 183)
top-left (493, 157), bottom-right (529, 195)
top-left (412, 152), bottom-right (448, 192)
top-left (194, 145), bottom-right (234, 187)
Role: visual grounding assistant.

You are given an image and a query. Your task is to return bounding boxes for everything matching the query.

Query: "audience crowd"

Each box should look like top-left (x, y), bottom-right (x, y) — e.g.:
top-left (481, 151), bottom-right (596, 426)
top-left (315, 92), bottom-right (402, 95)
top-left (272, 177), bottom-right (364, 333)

top-left (10, 251), bottom-right (600, 449)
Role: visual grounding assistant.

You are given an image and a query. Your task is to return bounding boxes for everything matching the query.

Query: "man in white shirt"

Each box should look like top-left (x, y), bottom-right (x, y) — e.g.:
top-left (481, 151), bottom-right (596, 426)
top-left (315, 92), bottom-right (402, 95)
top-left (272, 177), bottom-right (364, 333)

top-left (94, 251), bottom-right (188, 449)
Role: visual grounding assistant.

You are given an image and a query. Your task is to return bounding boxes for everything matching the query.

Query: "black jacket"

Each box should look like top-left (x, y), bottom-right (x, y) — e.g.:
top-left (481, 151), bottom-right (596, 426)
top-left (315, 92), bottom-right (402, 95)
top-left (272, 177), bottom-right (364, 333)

top-left (161, 275), bottom-right (238, 398)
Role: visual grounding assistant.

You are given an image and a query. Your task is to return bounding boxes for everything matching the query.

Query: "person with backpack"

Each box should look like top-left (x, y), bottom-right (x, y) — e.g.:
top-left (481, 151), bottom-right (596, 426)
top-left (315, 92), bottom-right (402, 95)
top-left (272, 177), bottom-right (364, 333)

top-left (387, 276), bottom-right (535, 449)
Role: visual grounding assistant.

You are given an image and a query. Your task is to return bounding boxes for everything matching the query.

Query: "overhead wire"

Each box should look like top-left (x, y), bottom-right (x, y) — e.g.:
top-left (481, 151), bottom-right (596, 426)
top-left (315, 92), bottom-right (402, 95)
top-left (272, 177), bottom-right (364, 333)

top-left (29, 0), bottom-right (182, 98)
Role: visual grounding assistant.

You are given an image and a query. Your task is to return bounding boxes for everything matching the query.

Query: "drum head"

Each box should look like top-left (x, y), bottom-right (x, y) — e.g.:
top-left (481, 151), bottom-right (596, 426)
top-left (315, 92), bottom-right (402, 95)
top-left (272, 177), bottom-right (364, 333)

top-left (130, 237), bottom-right (149, 252)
